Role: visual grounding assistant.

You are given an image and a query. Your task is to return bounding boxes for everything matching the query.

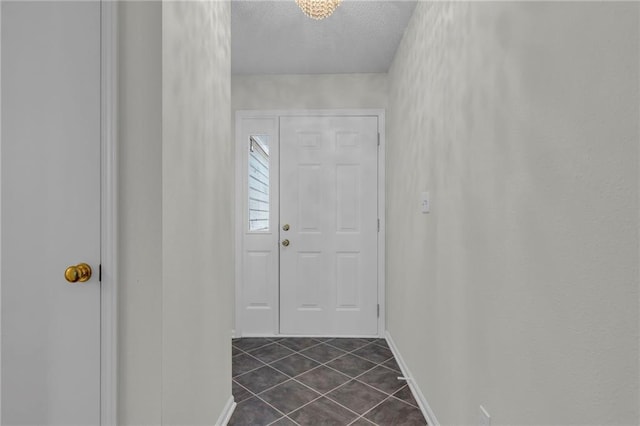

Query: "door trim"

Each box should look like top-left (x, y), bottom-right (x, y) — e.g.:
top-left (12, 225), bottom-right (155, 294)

top-left (1, 3), bottom-right (3, 418)
top-left (234, 109), bottom-right (386, 337)
top-left (100, 1), bottom-right (118, 424)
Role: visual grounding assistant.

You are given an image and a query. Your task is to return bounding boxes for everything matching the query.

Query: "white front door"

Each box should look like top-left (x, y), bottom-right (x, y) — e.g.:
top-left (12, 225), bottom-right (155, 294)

top-left (279, 116), bottom-right (379, 335)
top-left (1, 2), bottom-right (101, 424)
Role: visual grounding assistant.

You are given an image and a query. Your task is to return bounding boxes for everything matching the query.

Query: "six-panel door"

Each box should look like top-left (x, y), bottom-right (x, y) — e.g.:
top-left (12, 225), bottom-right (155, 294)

top-left (279, 116), bottom-right (379, 335)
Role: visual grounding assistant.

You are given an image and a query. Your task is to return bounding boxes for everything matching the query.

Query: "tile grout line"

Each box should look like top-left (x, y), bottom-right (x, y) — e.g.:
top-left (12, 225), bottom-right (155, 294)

top-left (356, 389), bottom-right (426, 424)
top-left (389, 392), bottom-right (420, 409)
top-left (232, 370), bottom-right (303, 426)
top-left (319, 354), bottom-right (404, 397)
top-left (266, 414), bottom-right (301, 426)
top-left (232, 354), bottom-right (269, 380)
top-left (252, 393), bottom-right (288, 421)
top-left (351, 376), bottom-right (402, 398)
top-left (352, 394), bottom-right (396, 425)
top-left (340, 383), bottom-right (421, 424)
top-left (346, 414), bottom-right (378, 426)
top-left (323, 340), bottom-right (395, 364)
top-left (232, 377), bottom-right (296, 425)
top-left (249, 342), bottom-right (300, 365)
top-left (231, 379), bottom-right (255, 404)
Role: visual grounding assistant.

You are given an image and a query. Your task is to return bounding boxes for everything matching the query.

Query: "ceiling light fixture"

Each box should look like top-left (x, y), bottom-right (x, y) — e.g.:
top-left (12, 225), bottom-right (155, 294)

top-left (295, 0), bottom-right (341, 20)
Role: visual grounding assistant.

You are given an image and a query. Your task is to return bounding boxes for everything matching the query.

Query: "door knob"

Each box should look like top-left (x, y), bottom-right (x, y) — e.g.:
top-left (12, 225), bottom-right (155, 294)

top-left (282, 239), bottom-right (290, 247)
top-left (64, 263), bottom-right (92, 283)
top-left (282, 224), bottom-right (290, 231)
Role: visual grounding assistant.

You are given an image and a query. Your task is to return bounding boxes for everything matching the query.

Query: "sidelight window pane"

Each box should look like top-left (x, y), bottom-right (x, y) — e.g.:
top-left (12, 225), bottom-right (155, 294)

top-left (248, 135), bottom-right (270, 232)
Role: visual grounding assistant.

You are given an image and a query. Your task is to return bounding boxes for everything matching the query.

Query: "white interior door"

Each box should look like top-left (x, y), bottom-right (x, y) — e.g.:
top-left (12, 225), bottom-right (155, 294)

top-left (279, 116), bottom-right (379, 336)
top-left (1, 2), bottom-right (101, 424)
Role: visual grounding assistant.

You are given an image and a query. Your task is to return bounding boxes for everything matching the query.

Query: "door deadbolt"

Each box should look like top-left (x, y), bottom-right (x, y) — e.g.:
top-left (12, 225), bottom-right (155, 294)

top-left (282, 224), bottom-right (290, 231)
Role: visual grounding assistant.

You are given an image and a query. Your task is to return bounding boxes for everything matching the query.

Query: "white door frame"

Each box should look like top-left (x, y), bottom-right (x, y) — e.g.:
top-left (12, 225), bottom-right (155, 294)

top-left (0, 1), bottom-right (118, 423)
top-left (100, 1), bottom-right (118, 424)
top-left (234, 109), bottom-right (386, 338)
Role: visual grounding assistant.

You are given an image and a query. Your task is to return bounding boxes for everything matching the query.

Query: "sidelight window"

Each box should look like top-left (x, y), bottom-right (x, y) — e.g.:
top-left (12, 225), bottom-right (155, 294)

top-left (248, 135), bottom-right (270, 231)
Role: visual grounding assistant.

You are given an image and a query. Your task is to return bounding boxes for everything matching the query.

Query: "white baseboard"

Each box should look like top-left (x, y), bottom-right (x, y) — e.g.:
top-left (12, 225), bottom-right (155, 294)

top-left (215, 395), bottom-right (236, 426)
top-left (385, 331), bottom-right (439, 426)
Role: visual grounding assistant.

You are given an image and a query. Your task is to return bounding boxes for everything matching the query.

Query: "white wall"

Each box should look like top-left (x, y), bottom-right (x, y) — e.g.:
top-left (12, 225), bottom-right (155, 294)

top-left (162, 0), bottom-right (233, 423)
top-left (387, 2), bottom-right (639, 424)
top-left (232, 73), bottom-right (387, 111)
top-left (118, 1), bottom-right (233, 423)
top-left (118, 3), bottom-right (162, 423)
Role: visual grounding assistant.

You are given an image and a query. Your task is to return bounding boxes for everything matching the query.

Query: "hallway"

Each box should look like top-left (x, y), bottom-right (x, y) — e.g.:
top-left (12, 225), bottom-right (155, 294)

top-left (114, 1), bottom-right (639, 424)
top-left (230, 338), bottom-right (426, 425)
top-left (0, 0), bottom-right (638, 424)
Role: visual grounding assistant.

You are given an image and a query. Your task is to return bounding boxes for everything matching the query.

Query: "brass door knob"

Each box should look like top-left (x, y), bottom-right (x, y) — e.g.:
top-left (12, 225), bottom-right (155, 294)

top-left (282, 239), bottom-right (290, 247)
top-left (65, 263), bottom-right (92, 283)
top-left (282, 224), bottom-right (290, 231)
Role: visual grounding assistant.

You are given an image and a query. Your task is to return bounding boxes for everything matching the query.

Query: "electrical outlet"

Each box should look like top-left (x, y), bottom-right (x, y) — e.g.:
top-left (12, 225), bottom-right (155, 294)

top-left (479, 405), bottom-right (491, 426)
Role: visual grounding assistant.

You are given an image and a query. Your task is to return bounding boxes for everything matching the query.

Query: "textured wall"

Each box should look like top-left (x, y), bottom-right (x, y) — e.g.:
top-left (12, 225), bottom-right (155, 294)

top-left (118, 1), bottom-right (232, 423)
top-left (387, 2), bottom-right (639, 424)
top-left (118, 2), bottom-right (163, 424)
top-left (162, 0), bottom-right (233, 423)
top-left (232, 73), bottom-right (387, 111)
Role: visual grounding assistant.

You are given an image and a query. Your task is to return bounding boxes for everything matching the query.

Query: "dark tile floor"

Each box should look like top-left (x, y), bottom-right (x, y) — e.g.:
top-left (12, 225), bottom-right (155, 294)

top-left (230, 337), bottom-right (427, 426)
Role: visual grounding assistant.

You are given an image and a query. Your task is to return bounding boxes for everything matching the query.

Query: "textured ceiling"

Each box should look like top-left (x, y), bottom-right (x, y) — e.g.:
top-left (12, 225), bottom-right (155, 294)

top-left (231, 0), bottom-right (417, 75)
